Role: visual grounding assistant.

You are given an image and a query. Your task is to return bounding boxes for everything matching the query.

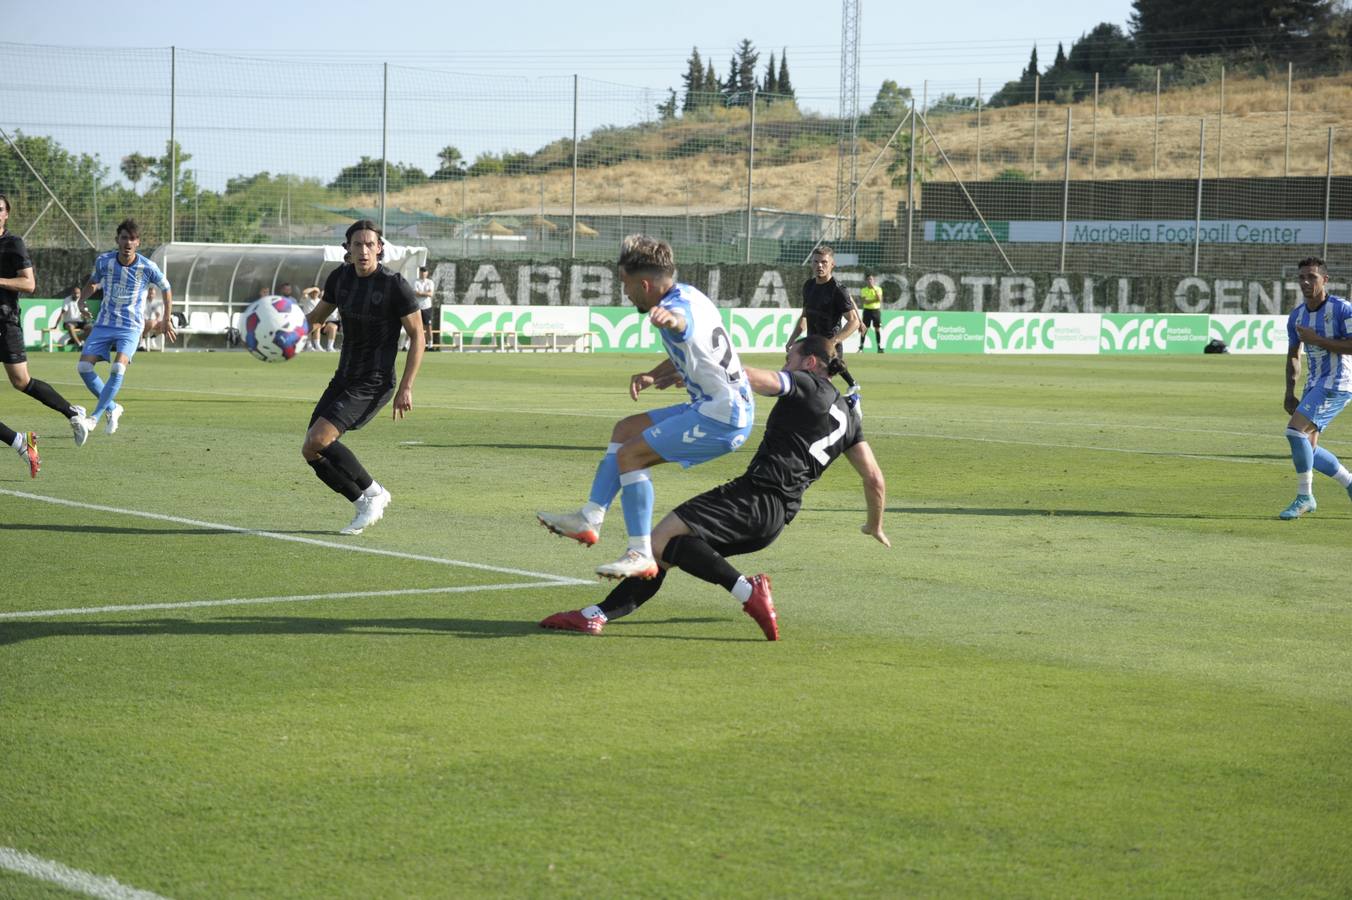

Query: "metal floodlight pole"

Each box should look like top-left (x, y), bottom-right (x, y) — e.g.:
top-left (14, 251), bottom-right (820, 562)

top-left (1324, 127), bottom-right (1334, 260)
top-left (1285, 61), bottom-right (1293, 177)
top-left (0, 126), bottom-right (96, 249)
top-left (571, 74), bottom-right (579, 259)
top-left (1059, 108), bottom-right (1072, 273)
top-left (1218, 65), bottom-right (1225, 177)
top-left (1091, 72), bottom-right (1099, 176)
top-left (1193, 119), bottom-right (1205, 276)
top-left (975, 78), bottom-right (982, 180)
top-left (906, 100), bottom-right (916, 267)
top-left (169, 46), bottom-right (176, 243)
top-left (379, 63), bottom-right (388, 234)
top-left (1153, 68), bottom-right (1161, 178)
top-left (1032, 75), bottom-right (1040, 178)
top-left (746, 87), bottom-right (757, 264)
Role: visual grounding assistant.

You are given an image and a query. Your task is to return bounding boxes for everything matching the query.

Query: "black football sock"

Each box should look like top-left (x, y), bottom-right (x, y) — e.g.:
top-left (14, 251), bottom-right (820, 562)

top-left (320, 440), bottom-right (374, 492)
top-left (598, 569), bottom-right (667, 620)
top-left (308, 457), bottom-right (363, 501)
top-left (661, 534), bottom-right (742, 591)
top-left (0, 422), bottom-right (17, 447)
top-left (21, 379), bottom-right (78, 419)
top-left (836, 364), bottom-right (857, 388)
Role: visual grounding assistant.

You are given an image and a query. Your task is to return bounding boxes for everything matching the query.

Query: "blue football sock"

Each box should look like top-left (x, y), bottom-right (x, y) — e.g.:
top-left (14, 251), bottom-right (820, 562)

top-left (1286, 428), bottom-right (1314, 473)
top-left (92, 362), bottom-right (125, 419)
top-left (77, 361), bottom-right (104, 401)
top-left (586, 443), bottom-right (623, 509)
top-left (619, 469), bottom-right (654, 543)
top-left (1313, 445), bottom-right (1343, 477)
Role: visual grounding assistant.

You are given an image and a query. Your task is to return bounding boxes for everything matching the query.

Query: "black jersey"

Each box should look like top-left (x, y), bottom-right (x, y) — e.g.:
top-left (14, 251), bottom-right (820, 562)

top-left (743, 369), bottom-right (863, 518)
top-left (800, 277), bottom-right (855, 337)
top-left (0, 230), bottom-right (33, 318)
top-left (323, 264), bottom-right (419, 387)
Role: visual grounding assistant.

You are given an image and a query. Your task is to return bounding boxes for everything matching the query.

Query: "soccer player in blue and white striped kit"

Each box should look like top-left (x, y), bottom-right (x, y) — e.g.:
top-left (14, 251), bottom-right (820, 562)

top-left (538, 234), bottom-right (755, 581)
top-left (77, 219), bottom-right (175, 436)
top-left (1279, 256), bottom-right (1352, 519)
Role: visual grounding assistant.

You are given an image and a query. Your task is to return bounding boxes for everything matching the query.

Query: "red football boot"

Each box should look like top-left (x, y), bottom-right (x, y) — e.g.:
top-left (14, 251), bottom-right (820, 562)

top-left (743, 574), bottom-right (778, 641)
top-left (539, 609), bottom-right (605, 635)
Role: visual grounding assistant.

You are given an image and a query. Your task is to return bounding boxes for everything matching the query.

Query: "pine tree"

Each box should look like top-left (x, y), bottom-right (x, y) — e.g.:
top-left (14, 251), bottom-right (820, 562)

top-left (778, 50), bottom-right (795, 100)
top-left (705, 60), bottom-right (718, 106)
top-left (1054, 41), bottom-right (1067, 68)
top-left (1025, 44), bottom-right (1039, 81)
top-left (723, 53), bottom-right (741, 105)
top-left (681, 47), bottom-right (705, 112)
top-left (657, 88), bottom-right (679, 120)
top-left (735, 39), bottom-right (760, 102)
top-left (763, 51), bottom-right (778, 97)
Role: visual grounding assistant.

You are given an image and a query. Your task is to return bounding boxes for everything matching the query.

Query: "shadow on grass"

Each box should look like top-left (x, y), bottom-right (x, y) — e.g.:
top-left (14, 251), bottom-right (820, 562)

top-left (0, 614), bottom-right (754, 645)
top-left (817, 506), bottom-right (1278, 521)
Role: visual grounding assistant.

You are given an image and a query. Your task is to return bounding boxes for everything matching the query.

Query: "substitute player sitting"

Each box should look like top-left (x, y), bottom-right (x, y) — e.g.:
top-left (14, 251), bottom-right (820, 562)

top-left (537, 234), bottom-right (755, 581)
top-left (540, 336), bottom-right (888, 640)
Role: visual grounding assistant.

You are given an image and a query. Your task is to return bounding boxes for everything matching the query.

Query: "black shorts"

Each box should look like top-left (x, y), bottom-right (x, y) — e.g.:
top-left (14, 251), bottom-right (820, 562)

top-left (673, 477), bottom-right (788, 558)
top-left (310, 379), bottom-right (394, 434)
top-left (861, 308), bottom-right (882, 328)
top-left (420, 307), bottom-right (433, 330)
top-left (0, 318), bottom-right (27, 365)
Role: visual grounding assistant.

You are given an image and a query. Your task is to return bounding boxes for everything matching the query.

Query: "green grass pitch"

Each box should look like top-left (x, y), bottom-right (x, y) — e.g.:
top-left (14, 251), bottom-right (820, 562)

top-left (1, 349), bottom-right (1350, 897)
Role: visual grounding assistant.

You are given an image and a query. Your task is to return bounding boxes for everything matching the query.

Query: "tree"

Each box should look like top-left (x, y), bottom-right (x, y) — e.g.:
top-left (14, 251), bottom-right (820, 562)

top-left (1066, 23), bottom-right (1135, 78)
top-left (861, 80), bottom-right (913, 139)
top-left (681, 47), bottom-right (706, 112)
top-left (722, 53), bottom-right (741, 105)
top-left (704, 60), bottom-right (718, 103)
top-left (1054, 42), bottom-right (1067, 68)
top-left (762, 51), bottom-right (778, 96)
top-left (1025, 44), bottom-right (1040, 80)
top-left (1130, 0), bottom-right (1332, 61)
top-left (433, 145), bottom-right (466, 181)
top-left (657, 88), bottom-right (679, 120)
top-left (734, 38), bottom-right (760, 102)
top-left (120, 153), bottom-right (154, 193)
top-left (777, 50), bottom-right (795, 101)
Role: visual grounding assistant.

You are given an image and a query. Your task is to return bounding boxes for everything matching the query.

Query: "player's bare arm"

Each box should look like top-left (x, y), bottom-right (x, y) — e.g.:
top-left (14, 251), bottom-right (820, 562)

top-left (631, 358), bottom-right (679, 400)
top-left (835, 307), bottom-right (862, 346)
top-left (1284, 345), bottom-right (1302, 414)
top-left (845, 441), bottom-right (889, 547)
top-left (742, 365), bottom-right (788, 397)
top-left (0, 266), bottom-right (35, 295)
top-left (786, 313), bottom-right (806, 348)
top-left (159, 288), bottom-right (177, 341)
top-left (307, 301), bottom-right (336, 328)
top-left (648, 305), bottom-right (686, 332)
top-left (1293, 324), bottom-right (1352, 354)
top-left (393, 311), bottom-right (424, 419)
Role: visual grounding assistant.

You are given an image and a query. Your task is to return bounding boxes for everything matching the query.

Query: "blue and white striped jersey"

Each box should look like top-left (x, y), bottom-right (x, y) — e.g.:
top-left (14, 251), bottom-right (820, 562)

top-left (88, 252), bottom-right (171, 331)
top-left (1288, 295), bottom-right (1352, 391)
top-left (657, 283), bottom-right (755, 427)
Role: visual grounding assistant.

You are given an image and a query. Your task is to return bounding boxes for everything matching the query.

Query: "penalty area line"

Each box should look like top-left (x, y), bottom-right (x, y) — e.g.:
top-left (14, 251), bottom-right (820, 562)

top-left (0, 489), bottom-right (591, 586)
top-left (0, 582), bottom-right (571, 620)
top-left (0, 846), bottom-right (169, 900)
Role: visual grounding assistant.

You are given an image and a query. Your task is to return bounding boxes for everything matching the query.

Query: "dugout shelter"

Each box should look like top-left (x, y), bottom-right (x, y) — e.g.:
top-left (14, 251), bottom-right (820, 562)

top-left (148, 241), bottom-right (428, 344)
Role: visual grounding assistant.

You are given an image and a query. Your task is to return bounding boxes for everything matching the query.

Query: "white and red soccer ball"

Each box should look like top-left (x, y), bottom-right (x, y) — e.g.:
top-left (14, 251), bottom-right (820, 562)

top-left (243, 295), bottom-right (309, 362)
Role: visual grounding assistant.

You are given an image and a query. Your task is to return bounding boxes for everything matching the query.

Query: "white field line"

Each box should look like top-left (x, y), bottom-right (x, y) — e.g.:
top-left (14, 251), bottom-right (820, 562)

top-left (0, 582), bottom-right (563, 620)
top-left (0, 847), bottom-right (169, 900)
top-left (44, 377), bottom-right (1332, 460)
top-left (0, 489), bottom-right (591, 586)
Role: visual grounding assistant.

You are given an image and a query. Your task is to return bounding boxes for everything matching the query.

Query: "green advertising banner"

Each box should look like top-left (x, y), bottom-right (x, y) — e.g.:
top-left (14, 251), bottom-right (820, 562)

top-left (18, 298), bottom-right (65, 350)
top-left (724, 309), bottom-right (798, 352)
top-left (586, 308), bottom-right (662, 352)
top-left (1207, 315), bottom-right (1287, 355)
top-left (880, 312), bottom-right (986, 353)
top-left (1099, 315), bottom-right (1211, 354)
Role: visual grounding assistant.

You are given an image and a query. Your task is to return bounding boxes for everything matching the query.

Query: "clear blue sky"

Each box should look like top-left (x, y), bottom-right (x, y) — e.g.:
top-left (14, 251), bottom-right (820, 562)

top-left (7, 0), bottom-right (1138, 190)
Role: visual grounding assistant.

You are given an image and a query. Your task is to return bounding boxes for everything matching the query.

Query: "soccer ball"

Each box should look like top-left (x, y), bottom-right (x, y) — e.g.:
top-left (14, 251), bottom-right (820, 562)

top-left (243, 295), bottom-right (309, 362)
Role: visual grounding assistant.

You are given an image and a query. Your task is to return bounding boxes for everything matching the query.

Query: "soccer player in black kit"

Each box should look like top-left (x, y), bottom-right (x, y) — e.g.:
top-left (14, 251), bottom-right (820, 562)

top-left (787, 244), bottom-right (863, 412)
top-left (302, 220), bottom-right (424, 534)
top-left (0, 193), bottom-right (95, 449)
top-left (540, 335), bottom-right (889, 641)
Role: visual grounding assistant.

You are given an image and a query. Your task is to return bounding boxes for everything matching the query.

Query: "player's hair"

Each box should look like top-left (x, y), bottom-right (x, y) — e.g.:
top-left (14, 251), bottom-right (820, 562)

top-left (617, 234), bottom-right (675, 278)
top-left (1299, 256), bottom-right (1328, 275)
top-left (812, 244), bottom-right (835, 259)
top-left (279, 282), bottom-right (293, 293)
top-left (344, 218), bottom-right (385, 260)
top-left (794, 335), bottom-right (834, 367)
top-left (116, 218), bottom-right (140, 239)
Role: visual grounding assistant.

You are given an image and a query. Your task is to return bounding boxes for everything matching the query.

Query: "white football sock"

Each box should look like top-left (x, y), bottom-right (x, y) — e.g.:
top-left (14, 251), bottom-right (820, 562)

top-left (581, 501), bottom-right (606, 526)
top-left (1334, 466), bottom-right (1352, 488)
top-left (362, 481), bottom-right (383, 498)
top-left (1298, 473), bottom-right (1314, 494)
top-left (731, 577), bottom-right (753, 604)
top-left (9, 432), bottom-right (24, 452)
top-left (581, 605), bottom-right (607, 622)
top-left (627, 536), bottom-right (653, 557)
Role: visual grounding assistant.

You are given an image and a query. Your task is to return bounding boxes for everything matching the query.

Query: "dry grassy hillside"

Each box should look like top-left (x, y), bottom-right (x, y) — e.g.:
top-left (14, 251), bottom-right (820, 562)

top-left (368, 72), bottom-right (1352, 236)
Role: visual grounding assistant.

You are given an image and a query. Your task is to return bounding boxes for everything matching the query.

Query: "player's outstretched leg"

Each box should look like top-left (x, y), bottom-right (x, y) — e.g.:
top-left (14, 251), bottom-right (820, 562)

top-left (536, 441), bottom-right (622, 546)
top-left (539, 570), bottom-right (669, 634)
top-left (1282, 427), bottom-right (1317, 520)
top-left (597, 469), bottom-right (658, 579)
top-left (2, 423), bottom-right (39, 478)
top-left (1312, 445), bottom-right (1352, 504)
top-left (661, 535), bottom-right (778, 640)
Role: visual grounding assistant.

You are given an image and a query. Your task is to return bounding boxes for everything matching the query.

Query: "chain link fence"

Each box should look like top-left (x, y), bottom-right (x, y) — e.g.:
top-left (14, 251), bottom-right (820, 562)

top-left (1, 42), bottom-right (1348, 278)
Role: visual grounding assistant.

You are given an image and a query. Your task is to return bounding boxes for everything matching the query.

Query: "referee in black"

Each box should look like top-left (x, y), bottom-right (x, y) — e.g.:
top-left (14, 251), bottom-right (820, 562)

top-left (303, 219), bottom-right (423, 535)
top-left (540, 335), bottom-right (889, 641)
top-left (787, 244), bottom-right (863, 408)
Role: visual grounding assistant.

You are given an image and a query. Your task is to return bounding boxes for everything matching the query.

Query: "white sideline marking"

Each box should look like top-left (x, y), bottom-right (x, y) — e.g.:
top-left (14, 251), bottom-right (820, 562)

top-left (0, 489), bottom-right (591, 586)
top-left (0, 582), bottom-right (560, 620)
top-left (0, 847), bottom-right (169, 900)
